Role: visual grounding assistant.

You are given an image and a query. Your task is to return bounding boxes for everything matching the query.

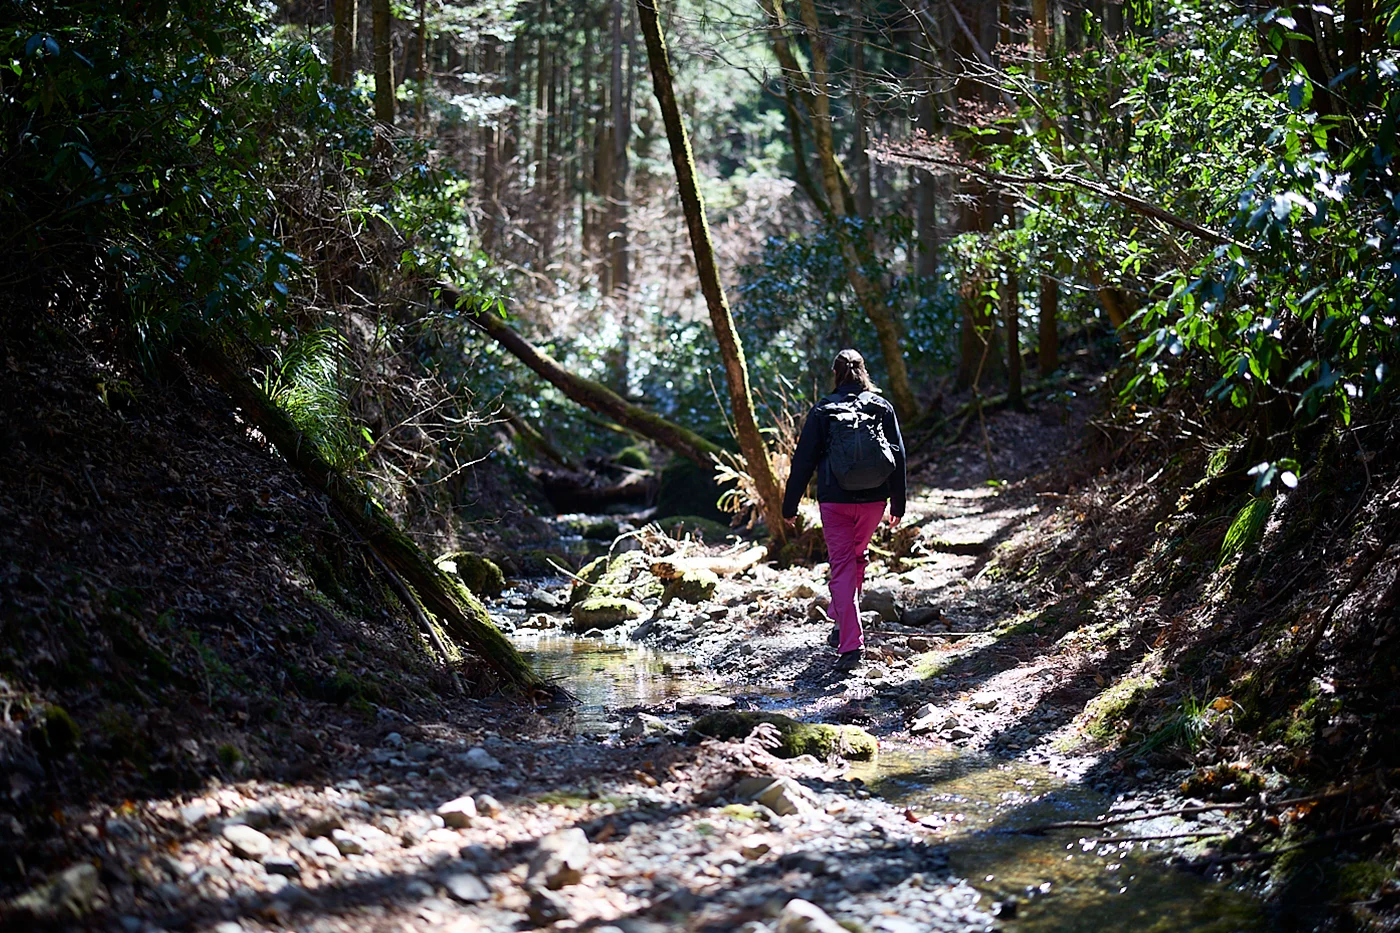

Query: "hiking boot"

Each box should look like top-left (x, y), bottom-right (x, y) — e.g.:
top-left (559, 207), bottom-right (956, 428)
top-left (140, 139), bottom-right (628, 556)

top-left (834, 649), bottom-right (864, 671)
top-left (826, 626), bottom-right (840, 649)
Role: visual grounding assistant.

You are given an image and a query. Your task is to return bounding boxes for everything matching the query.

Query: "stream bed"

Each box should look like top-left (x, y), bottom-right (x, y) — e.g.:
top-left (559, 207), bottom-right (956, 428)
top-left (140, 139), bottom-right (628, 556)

top-left (512, 631), bottom-right (1264, 932)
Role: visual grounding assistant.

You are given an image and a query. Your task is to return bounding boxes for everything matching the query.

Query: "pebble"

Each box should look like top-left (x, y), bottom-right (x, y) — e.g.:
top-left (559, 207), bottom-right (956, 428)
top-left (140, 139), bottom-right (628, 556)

top-left (733, 776), bottom-right (813, 817)
top-left (474, 793), bottom-right (503, 817)
top-left (264, 857), bottom-right (300, 878)
top-left (330, 828), bottom-right (365, 855)
top-left (436, 795), bottom-right (477, 828)
top-left (442, 871), bottom-right (491, 903)
top-left (528, 827), bottom-right (591, 889)
top-left (178, 800), bottom-right (218, 827)
top-left (309, 836), bottom-right (341, 860)
top-left (777, 897), bottom-right (848, 933)
top-left (458, 747), bottom-right (504, 771)
top-left (221, 824), bottom-right (273, 862)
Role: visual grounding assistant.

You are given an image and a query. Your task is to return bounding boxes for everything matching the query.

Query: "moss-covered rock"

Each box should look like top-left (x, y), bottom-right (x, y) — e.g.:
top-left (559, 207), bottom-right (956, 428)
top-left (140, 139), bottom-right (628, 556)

top-left (570, 597), bottom-right (648, 629)
top-left (661, 569), bottom-right (718, 605)
top-left (656, 515), bottom-right (734, 542)
top-left (561, 517), bottom-right (621, 541)
top-left (437, 552), bottom-right (506, 598)
top-left (568, 552), bottom-right (660, 607)
top-left (613, 445), bottom-right (652, 471)
top-left (690, 711), bottom-right (877, 761)
top-left (33, 704), bottom-right (81, 757)
top-left (1082, 675), bottom-right (1157, 743)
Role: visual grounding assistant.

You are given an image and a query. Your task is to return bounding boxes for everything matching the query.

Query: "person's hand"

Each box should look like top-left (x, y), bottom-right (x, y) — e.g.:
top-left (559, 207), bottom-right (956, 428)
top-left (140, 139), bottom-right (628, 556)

top-left (784, 515), bottom-right (798, 530)
top-left (887, 513), bottom-right (902, 528)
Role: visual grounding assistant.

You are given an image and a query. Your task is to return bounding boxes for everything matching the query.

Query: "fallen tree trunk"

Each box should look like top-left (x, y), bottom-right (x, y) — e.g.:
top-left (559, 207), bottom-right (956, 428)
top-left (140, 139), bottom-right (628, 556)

top-left (650, 545), bottom-right (768, 579)
top-left (441, 284), bottom-right (723, 470)
top-left (535, 466), bottom-right (658, 512)
top-left (187, 334), bottom-right (546, 696)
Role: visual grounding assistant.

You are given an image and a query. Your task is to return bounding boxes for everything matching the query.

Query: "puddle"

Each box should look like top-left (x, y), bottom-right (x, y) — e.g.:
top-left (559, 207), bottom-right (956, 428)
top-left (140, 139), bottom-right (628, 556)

top-left (511, 631), bottom-right (705, 733)
top-left (849, 747), bottom-right (1263, 932)
top-left (517, 633), bottom-right (1263, 932)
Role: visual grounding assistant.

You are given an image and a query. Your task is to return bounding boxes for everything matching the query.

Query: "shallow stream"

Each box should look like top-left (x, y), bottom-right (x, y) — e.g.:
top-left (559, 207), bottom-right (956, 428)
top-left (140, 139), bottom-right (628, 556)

top-left (511, 632), bottom-right (1264, 932)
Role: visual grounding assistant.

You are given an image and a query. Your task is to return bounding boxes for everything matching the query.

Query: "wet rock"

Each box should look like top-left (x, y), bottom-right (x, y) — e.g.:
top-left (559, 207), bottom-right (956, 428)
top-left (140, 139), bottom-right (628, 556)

top-left (861, 587), bottom-right (901, 622)
top-left (436, 795), bottom-right (477, 828)
top-left (733, 776), bottom-right (813, 817)
top-left (674, 694), bottom-right (735, 712)
top-left (525, 588), bottom-right (564, 612)
top-left (621, 713), bottom-right (682, 739)
top-left (442, 872), bottom-right (491, 903)
top-left (458, 746), bottom-right (504, 771)
top-left (776, 897), bottom-right (846, 933)
top-left (993, 896), bottom-right (1019, 918)
top-left (221, 824), bottom-right (273, 862)
top-left (571, 597), bottom-right (648, 629)
top-left (9, 863), bottom-right (108, 920)
top-left (474, 794), bottom-right (503, 817)
top-left (528, 827), bottom-right (591, 890)
top-left (910, 709), bottom-right (955, 735)
top-left (691, 711), bottom-right (877, 761)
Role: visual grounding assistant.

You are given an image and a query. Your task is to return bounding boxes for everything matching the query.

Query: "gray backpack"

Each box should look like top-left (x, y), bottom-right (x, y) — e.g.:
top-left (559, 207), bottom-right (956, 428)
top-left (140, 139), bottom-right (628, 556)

top-left (821, 391), bottom-right (896, 491)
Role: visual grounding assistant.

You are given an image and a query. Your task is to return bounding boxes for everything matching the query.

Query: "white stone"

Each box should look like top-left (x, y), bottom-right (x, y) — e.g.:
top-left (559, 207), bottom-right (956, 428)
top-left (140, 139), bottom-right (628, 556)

top-left (330, 828), bottom-right (364, 855)
top-left (308, 837), bottom-right (341, 860)
top-left (437, 795), bottom-right (477, 828)
top-left (969, 691), bottom-right (1000, 711)
top-left (776, 898), bottom-right (847, 933)
top-left (443, 872), bottom-right (491, 903)
top-left (221, 824), bottom-right (273, 862)
top-left (474, 794), bottom-right (503, 818)
top-left (527, 828), bottom-right (591, 890)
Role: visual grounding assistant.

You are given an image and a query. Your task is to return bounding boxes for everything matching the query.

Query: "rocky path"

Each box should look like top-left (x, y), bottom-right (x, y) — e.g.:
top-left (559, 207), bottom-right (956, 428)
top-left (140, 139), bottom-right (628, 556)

top-left (7, 481), bottom-right (1261, 932)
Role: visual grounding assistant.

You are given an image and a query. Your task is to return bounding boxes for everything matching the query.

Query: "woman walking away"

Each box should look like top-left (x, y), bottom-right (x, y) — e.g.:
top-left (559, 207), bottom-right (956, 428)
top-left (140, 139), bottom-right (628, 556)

top-left (782, 349), bottom-right (906, 671)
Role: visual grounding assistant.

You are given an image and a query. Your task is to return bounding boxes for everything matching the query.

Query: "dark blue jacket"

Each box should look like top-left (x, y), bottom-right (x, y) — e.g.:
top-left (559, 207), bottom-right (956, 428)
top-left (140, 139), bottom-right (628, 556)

top-left (781, 383), bottom-right (906, 519)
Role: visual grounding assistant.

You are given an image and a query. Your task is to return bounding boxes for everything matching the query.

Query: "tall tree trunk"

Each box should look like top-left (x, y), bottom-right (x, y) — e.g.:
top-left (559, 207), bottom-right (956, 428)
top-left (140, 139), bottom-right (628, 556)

top-left (413, 0), bottom-right (428, 135)
top-left (188, 336), bottom-right (544, 695)
top-left (1031, 0), bottom-right (1058, 372)
top-left (372, 0), bottom-right (394, 126)
top-left (482, 42), bottom-right (500, 252)
top-left (636, 0), bottom-right (787, 544)
top-left (780, 83), bottom-right (829, 215)
top-left (1038, 273), bottom-right (1060, 372)
top-left (608, 0), bottom-right (631, 293)
top-left (332, 0), bottom-right (357, 86)
top-left (850, 20), bottom-right (873, 220)
top-left (1004, 269), bottom-right (1023, 409)
top-left (761, 0), bottom-right (920, 423)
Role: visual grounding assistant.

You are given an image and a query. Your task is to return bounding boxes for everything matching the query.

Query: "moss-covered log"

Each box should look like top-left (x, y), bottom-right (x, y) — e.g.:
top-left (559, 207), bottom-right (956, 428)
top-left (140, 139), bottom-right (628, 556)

top-left (439, 284), bottom-right (723, 470)
top-left (188, 335), bottom-right (545, 695)
top-left (690, 710), bottom-right (877, 761)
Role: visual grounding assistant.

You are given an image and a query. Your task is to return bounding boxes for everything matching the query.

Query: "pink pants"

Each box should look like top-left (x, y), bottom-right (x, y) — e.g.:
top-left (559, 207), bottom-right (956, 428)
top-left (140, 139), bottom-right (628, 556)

top-left (820, 500), bottom-right (887, 654)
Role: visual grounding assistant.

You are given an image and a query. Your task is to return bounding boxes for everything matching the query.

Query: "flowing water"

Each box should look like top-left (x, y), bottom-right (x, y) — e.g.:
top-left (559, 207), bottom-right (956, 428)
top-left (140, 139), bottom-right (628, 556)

top-left (512, 632), bottom-right (1263, 932)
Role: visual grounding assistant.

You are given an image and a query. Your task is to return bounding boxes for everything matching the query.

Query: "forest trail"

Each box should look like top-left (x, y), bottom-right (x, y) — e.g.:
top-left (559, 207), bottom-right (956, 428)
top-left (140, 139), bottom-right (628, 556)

top-left (45, 473), bottom-right (1267, 933)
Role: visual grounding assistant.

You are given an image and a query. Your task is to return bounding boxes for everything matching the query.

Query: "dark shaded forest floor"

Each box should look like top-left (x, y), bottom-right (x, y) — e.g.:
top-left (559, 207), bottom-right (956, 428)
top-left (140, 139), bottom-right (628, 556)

top-left (2, 325), bottom-right (1397, 933)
